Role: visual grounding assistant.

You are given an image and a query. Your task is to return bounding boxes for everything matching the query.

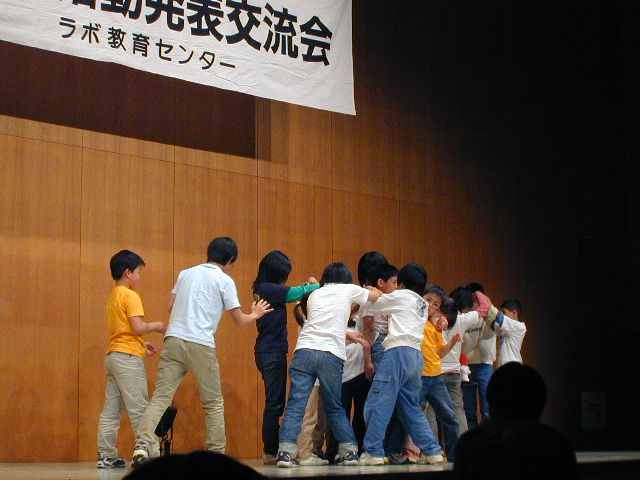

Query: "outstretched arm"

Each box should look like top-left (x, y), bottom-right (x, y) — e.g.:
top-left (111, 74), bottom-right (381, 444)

top-left (129, 316), bottom-right (166, 336)
top-left (228, 299), bottom-right (273, 326)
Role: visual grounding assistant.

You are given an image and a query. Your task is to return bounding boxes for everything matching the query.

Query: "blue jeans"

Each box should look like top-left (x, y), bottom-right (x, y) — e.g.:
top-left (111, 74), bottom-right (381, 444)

top-left (371, 334), bottom-right (408, 455)
top-left (371, 333), bottom-right (386, 367)
top-left (468, 363), bottom-right (492, 428)
top-left (278, 349), bottom-right (356, 454)
top-left (363, 347), bottom-right (442, 457)
top-left (255, 351), bottom-right (287, 456)
top-left (421, 375), bottom-right (459, 461)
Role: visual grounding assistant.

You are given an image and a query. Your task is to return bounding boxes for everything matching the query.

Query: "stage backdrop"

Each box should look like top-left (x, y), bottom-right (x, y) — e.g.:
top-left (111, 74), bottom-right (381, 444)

top-left (0, 0), bottom-right (577, 463)
top-left (0, 0), bottom-right (355, 114)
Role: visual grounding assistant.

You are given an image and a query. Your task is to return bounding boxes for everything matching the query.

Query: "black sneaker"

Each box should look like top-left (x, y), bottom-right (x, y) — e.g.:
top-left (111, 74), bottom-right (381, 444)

top-left (335, 450), bottom-right (359, 466)
top-left (276, 451), bottom-right (299, 468)
top-left (96, 457), bottom-right (126, 469)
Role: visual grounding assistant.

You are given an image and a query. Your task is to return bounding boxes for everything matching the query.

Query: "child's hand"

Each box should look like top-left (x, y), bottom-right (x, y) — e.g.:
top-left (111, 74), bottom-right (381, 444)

top-left (145, 341), bottom-right (159, 356)
top-left (307, 276), bottom-right (318, 284)
top-left (252, 299), bottom-right (273, 319)
top-left (452, 333), bottom-right (462, 344)
top-left (365, 360), bottom-right (375, 381)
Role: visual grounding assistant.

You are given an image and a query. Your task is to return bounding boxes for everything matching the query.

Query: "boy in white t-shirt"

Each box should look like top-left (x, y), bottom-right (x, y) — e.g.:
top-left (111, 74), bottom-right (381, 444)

top-left (442, 287), bottom-right (491, 435)
top-left (276, 263), bottom-right (380, 468)
top-left (493, 299), bottom-right (526, 366)
top-left (132, 237), bottom-right (272, 466)
top-left (360, 263), bottom-right (445, 466)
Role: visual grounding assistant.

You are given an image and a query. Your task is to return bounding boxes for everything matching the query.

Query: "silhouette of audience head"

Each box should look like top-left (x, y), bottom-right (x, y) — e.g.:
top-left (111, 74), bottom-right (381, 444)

top-left (487, 361), bottom-right (547, 421)
top-left (124, 451), bottom-right (265, 480)
top-left (455, 363), bottom-right (578, 480)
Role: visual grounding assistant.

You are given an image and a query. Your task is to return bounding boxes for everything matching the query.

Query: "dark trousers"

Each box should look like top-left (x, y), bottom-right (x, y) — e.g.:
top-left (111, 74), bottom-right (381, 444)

top-left (462, 380), bottom-right (479, 430)
top-left (255, 351), bottom-right (287, 455)
top-left (326, 373), bottom-right (371, 460)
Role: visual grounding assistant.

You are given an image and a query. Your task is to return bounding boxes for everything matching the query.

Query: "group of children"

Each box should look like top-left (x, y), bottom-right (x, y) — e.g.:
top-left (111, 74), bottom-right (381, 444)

top-left (96, 238), bottom-right (526, 470)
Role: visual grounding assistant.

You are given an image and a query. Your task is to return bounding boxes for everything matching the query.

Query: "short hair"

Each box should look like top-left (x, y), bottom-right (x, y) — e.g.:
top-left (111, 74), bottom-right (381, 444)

top-left (357, 251), bottom-right (388, 286)
top-left (207, 237), bottom-right (238, 265)
top-left (487, 362), bottom-right (547, 421)
top-left (397, 263), bottom-right (427, 295)
top-left (371, 263), bottom-right (398, 284)
top-left (450, 286), bottom-right (474, 312)
top-left (424, 284), bottom-right (446, 302)
top-left (110, 250), bottom-right (145, 280)
top-left (501, 299), bottom-right (523, 315)
top-left (466, 282), bottom-right (485, 294)
top-left (253, 250), bottom-right (292, 292)
top-left (320, 262), bottom-right (353, 285)
top-left (440, 299), bottom-right (458, 328)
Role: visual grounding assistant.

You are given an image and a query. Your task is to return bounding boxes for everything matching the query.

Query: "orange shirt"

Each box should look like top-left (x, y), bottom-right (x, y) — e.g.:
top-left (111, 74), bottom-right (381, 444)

top-left (106, 286), bottom-right (146, 357)
top-left (421, 321), bottom-right (444, 376)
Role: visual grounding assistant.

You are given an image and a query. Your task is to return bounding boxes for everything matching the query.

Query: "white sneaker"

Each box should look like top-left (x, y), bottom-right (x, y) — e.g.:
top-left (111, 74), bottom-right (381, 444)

top-left (359, 452), bottom-right (385, 466)
top-left (299, 453), bottom-right (329, 466)
top-left (417, 452), bottom-right (445, 465)
top-left (131, 448), bottom-right (149, 468)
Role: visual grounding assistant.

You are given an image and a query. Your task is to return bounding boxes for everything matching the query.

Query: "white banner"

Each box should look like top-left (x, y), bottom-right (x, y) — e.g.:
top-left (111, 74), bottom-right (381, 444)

top-left (0, 0), bottom-right (354, 114)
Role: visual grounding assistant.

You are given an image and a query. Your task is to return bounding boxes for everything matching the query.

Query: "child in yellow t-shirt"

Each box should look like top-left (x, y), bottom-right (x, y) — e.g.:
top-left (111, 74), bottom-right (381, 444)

top-left (419, 287), bottom-right (462, 462)
top-left (96, 250), bottom-right (166, 469)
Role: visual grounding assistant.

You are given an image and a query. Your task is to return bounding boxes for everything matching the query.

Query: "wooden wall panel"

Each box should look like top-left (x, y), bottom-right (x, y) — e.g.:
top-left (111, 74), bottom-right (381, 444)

top-left (0, 135), bottom-right (81, 461)
top-left (78, 150), bottom-right (174, 460)
top-left (332, 191), bottom-right (400, 276)
top-left (173, 164), bottom-right (259, 458)
top-left (257, 102), bottom-right (333, 189)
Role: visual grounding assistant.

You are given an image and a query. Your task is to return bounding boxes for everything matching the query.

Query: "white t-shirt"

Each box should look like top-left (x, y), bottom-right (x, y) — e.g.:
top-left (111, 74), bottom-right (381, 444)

top-left (165, 263), bottom-right (241, 348)
top-left (442, 311), bottom-right (485, 373)
top-left (366, 289), bottom-right (428, 352)
top-left (495, 314), bottom-right (527, 366)
top-left (358, 303), bottom-right (389, 339)
top-left (343, 327), bottom-right (365, 383)
top-left (465, 322), bottom-right (497, 365)
top-left (295, 283), bottom-right (370, 361)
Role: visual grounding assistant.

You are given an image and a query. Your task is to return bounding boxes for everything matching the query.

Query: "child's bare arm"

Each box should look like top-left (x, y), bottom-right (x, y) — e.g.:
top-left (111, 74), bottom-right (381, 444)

top-left (229, 299), bottom-right (273, 326)
top-left (130, 316), bottom-right (166, 335)
top-left (438, 333), bottom-right (462, 358)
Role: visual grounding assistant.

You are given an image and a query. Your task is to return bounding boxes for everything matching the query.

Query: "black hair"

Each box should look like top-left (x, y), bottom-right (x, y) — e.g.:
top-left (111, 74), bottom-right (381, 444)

top-left (320, 262), bottom-right (353, 285)
top-left (371, 263), bottom-right (398, 285)
top-left (357, 251), bottom-right (388, 286)
top-left (424, 284), bottom-right (446, 302)
top-left (440, 299), bottom-right (458, 329)
top-left (397, 263), bottom-right (427, 296)
top-left (207, 237), bottom-right (238, 265)
top-left (110, 250), bottom-right (145, 280)
top-left (487, 362), bottom-right (547, 421)
top-left (124, 450), bottom-right (265, 479)
top-left (466, 282), bottom-right (485, 294)
top-left (450, 286), bottom-right (474, 312)
top-left (293, 291), bottom-right (312, 327)
top-left (501, 299), bottom-right (523, 315)
top-left (252, 250), bottom-right (292, 293)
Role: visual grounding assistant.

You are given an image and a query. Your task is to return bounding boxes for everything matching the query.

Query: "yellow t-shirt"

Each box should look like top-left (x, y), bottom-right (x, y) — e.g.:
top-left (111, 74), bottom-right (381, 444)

top-left (421, 321), bottom-right (444, 377)
top-left (106, 285), bottom-right (146, 357)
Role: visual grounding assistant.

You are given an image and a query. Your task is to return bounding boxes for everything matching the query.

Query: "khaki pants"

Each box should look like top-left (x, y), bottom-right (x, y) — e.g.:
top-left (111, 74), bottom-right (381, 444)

top-left (97, 352), bottom-right (159, 458)
top-left (297, 385), bottom-right (326, 458)
top-left (135, 337), bottom-right (226, 454)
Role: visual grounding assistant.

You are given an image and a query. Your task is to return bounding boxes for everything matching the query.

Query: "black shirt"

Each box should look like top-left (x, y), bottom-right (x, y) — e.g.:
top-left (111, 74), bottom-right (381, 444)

top-left (254, 282), bottom-right (289, 354)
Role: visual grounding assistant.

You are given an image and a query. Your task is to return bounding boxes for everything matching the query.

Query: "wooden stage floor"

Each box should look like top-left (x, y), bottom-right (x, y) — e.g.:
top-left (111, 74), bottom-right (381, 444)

top-left (1, 452), bottom-right (639, 480)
